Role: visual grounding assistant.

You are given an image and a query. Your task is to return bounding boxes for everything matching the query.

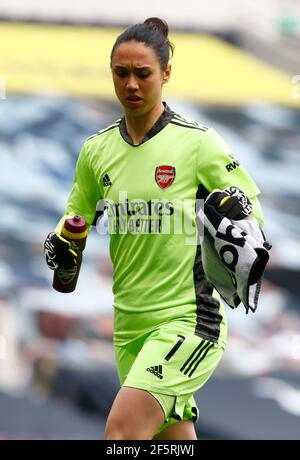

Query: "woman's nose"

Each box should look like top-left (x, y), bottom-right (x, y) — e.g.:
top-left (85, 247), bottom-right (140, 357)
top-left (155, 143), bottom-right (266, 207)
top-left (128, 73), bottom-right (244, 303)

top-left (126, 74), bottom-right (139, 90)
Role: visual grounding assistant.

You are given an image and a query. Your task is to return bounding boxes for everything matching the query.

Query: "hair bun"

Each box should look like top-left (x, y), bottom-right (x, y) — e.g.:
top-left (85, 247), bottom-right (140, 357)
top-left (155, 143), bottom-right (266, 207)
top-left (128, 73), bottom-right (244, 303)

top-left (144, 17), bottom-right (168, 37)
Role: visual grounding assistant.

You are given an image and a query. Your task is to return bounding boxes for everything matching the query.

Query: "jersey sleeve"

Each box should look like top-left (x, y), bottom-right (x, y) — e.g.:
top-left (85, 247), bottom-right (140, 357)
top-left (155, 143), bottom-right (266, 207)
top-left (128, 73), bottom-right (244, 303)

top-left (55, 143), bottom-right (101, 233)
top-left (197, 128), bottom-right (264, 227)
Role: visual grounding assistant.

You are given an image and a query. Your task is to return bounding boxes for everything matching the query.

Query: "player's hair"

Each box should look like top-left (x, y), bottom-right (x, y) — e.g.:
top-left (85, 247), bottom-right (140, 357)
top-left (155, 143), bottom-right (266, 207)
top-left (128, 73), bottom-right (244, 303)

top-left (110, 17), bottom-right (174, 70)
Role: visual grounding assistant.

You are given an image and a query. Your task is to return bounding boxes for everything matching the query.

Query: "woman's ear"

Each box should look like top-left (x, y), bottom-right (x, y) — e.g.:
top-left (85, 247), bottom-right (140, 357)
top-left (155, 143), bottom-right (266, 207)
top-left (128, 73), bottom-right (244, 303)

top-left (163, 64), bottom-right (171, 84)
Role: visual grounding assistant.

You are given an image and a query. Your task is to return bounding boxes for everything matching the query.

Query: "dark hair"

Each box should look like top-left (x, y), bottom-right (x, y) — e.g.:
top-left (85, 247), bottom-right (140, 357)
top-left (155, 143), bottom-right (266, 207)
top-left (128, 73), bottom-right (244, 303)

top-left (110, 17), bottom-right (174, 70)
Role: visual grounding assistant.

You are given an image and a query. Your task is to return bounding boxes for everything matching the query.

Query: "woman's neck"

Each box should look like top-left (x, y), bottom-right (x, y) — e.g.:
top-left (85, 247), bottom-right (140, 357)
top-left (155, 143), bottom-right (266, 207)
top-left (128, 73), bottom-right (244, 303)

top-left (124, 102), bottom-right (165, 145)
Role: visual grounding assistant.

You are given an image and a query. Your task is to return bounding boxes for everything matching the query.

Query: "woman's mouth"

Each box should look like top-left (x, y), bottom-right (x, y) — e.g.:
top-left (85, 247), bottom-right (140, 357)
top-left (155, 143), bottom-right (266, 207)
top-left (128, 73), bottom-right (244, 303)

top-left (126, 96), bottom-right (143, 106)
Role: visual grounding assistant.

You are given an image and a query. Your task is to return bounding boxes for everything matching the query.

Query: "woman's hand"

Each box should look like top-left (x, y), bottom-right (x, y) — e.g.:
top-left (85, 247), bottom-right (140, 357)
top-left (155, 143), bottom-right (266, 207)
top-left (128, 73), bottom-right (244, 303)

top-left (44, 232), bottom-right (77, 270)
top-left (206, 186), bottom-right (253, 220)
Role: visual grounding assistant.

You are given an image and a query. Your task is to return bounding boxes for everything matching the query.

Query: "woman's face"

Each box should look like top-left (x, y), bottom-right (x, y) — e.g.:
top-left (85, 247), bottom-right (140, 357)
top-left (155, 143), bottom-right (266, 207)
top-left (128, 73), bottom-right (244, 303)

top-left (111, 40), bottom-right (171, 116)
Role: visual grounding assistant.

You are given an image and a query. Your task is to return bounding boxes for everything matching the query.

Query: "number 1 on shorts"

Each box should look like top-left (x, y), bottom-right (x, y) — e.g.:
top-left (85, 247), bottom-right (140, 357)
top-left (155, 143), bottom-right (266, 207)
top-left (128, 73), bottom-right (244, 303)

top-left (164, 334), bottom-right (185, 361)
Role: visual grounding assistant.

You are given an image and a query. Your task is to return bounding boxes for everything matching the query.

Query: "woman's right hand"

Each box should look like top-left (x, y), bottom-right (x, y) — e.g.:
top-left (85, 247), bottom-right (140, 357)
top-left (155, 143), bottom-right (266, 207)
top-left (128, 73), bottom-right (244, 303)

top-left (43, 232), bottom-right (77, 271)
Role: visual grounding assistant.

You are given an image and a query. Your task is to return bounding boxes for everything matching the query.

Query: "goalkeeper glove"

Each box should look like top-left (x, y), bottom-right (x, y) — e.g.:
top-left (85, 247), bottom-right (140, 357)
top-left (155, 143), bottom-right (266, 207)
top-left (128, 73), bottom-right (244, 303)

top-left (207, 186), bottom-right (253, 220)
top-left (44, 232), bottom-right (78, 271)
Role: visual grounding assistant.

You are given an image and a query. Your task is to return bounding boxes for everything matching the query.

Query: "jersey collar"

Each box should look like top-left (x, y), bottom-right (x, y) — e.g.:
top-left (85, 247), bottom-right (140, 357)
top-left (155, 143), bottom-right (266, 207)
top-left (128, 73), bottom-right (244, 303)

top-left (119, 102), bottom-right (174, 147)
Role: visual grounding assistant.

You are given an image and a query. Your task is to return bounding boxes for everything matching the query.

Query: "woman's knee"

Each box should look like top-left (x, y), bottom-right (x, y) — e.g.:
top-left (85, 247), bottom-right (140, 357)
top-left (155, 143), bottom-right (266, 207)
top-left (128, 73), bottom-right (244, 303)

top-left (105, 415), bottom-right (132, 440)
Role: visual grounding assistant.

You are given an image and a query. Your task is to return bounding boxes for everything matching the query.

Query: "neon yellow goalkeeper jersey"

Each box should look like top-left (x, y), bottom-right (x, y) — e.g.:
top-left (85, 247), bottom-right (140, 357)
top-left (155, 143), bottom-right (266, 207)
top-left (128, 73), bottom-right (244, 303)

top-left (57, 104), bottom-right (262, 347)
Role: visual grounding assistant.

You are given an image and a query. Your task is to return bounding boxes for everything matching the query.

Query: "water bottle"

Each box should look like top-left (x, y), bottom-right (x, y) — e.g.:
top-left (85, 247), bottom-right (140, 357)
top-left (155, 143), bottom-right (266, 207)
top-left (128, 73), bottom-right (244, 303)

top-left (53, 215), bottom-right (87, 293)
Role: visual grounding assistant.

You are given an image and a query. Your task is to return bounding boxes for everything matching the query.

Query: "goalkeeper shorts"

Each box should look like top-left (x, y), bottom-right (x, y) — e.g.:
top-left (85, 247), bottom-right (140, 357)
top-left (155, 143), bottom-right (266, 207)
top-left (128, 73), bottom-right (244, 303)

top-left (114, 319), bottom-right (225, 434)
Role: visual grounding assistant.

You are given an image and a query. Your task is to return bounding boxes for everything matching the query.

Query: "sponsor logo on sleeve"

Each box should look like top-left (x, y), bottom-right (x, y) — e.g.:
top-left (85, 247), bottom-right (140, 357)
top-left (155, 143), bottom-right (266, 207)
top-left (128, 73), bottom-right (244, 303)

top-left (225, 158), bottom-right (240, 172)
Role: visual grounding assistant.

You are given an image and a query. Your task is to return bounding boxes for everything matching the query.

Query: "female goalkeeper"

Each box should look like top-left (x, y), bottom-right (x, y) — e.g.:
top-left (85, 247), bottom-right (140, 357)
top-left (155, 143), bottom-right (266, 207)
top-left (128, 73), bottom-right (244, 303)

top-left (44, 17), bottom-right (264, 440)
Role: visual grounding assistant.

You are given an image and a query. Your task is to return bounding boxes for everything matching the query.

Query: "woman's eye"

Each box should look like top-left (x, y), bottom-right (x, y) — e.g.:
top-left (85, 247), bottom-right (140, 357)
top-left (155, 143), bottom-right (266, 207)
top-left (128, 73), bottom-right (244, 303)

top-left (137, 72), bottom-right (150, 79)
top-left (115, 70), bottom-right (128, 77)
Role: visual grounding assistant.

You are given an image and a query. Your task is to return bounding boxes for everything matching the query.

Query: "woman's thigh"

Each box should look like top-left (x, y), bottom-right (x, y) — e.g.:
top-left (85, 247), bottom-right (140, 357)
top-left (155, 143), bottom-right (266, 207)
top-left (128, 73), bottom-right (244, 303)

top-left (115, 320), bottom-right (224, 436)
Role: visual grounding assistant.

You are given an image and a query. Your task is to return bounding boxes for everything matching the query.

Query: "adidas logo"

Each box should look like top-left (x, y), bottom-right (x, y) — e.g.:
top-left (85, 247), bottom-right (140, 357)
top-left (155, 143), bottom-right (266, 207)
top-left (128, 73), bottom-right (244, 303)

top-left (102, 173), bottom-right (112, 187)
top-left (146, 365), bottom-right (163, 380)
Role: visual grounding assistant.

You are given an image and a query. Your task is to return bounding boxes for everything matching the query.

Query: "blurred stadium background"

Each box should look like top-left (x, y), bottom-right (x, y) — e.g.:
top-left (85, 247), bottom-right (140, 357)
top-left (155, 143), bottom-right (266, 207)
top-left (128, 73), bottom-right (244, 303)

top-left (0, 0), bottom-right (300, 440)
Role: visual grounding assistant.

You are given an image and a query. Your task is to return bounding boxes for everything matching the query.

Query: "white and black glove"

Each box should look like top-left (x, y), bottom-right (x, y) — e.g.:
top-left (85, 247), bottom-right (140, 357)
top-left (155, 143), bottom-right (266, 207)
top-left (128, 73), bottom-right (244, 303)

top-left (44, 232), bottom-right (77, 271)
top-left (201, 187), bottom-right (271, 313)
top-left (207, 186), bottom-right (253, 221)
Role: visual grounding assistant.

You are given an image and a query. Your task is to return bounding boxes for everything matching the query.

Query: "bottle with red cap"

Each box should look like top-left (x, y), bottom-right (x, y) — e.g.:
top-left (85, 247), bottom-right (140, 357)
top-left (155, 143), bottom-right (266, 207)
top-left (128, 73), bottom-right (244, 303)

top-left (53, 215), bottom-right (88, 293)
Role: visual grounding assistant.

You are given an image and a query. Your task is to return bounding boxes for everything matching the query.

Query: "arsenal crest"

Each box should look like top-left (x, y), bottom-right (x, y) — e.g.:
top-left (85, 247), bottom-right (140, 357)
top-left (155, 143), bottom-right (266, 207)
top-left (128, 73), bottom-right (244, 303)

top-left (155, 165), bottom-right (176, 189)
